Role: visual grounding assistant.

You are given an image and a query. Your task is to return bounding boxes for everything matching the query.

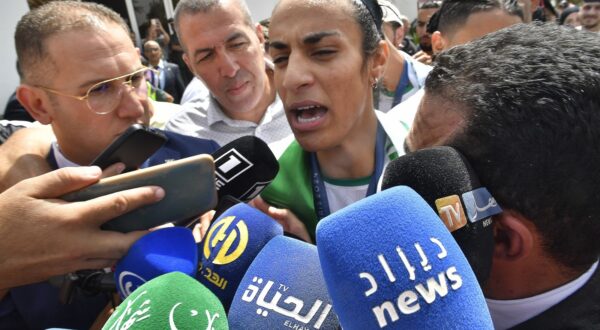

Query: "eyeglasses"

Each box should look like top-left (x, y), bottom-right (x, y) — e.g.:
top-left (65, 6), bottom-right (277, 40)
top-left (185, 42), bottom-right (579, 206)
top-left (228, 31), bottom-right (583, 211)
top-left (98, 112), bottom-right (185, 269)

top-left (36, 67), bottom-right (156, 115)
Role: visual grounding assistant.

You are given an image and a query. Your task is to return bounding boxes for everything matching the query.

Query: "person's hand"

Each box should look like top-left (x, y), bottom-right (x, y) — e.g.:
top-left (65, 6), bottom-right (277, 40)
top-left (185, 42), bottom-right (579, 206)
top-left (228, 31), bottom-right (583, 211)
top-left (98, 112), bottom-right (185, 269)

top-left (0, 166), bottom-right (165, 290)
top-left (100, 162), bottom-right (126, 178)
top-left (250, 196), bottom-right (312, 243)
top-left (192, 210), bottom-right (215, 243)
top-left (413, 50), bottom-right (433, 65)
top-left (165, 92), bottom-right (174, 103)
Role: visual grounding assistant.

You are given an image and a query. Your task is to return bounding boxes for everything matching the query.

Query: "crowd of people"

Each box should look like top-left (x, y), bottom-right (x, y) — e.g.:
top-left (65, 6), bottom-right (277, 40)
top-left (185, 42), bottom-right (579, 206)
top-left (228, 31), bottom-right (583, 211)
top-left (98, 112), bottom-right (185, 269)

top-left (0, 0), bottom-right (599, 328)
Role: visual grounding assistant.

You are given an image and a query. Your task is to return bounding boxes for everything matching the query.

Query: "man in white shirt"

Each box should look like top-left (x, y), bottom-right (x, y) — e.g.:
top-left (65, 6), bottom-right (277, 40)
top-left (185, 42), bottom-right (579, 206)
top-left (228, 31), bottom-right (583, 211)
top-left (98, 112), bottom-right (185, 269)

top-left (405, 23), bottom-right (600, 329)
top-left (166, 0), bottom-right (293, 149)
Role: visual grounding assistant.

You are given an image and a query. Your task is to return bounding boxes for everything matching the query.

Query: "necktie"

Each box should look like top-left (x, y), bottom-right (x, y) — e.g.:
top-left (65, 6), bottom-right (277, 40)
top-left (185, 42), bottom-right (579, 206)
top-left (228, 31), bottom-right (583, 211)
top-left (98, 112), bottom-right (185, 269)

top-left (152, 66), bottom-right (160, 88)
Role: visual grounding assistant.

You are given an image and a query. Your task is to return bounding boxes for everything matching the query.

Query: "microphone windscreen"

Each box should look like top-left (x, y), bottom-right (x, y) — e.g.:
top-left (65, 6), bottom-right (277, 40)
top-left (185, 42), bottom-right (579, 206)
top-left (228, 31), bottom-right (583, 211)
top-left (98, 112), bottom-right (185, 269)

top-left (198, 203), bottom-right (283, 309)
top-left (115, 227), bottom-right (197, 299)
top-left (381, 146), bottom-right (498, 284)
top-left (103, 272), bottom-right (228, 330)
top-left (228, 236), bottom-right (339, 329)
top-left (213, 136), bottom-right (279, 202)
top-left (316, 186), bottom-right (493, 329)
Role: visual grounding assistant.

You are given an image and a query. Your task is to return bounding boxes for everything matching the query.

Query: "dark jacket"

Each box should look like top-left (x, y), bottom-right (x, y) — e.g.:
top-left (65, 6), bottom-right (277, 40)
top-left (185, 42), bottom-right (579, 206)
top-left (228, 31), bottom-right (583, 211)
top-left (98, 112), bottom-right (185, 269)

top-left (161, 62), bottom-right (186, 104)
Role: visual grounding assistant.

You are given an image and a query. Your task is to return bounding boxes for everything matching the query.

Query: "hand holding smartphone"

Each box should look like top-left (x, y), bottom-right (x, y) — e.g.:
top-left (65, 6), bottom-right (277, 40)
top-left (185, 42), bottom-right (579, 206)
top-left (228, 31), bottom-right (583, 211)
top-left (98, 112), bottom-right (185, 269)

top-left (64, 154), bottom-right (218, 232)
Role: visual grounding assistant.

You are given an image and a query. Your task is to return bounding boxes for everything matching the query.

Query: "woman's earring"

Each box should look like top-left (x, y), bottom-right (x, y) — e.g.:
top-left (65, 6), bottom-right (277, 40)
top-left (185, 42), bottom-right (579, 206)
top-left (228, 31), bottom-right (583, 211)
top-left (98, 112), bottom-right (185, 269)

top-left (372, 77), bottom-right (379, 88)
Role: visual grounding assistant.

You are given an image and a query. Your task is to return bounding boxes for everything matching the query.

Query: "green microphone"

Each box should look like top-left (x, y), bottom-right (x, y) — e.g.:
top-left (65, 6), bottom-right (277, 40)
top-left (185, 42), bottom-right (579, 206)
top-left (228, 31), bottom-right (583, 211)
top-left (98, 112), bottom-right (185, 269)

top-left (103, 272), bottom-right (229, 330)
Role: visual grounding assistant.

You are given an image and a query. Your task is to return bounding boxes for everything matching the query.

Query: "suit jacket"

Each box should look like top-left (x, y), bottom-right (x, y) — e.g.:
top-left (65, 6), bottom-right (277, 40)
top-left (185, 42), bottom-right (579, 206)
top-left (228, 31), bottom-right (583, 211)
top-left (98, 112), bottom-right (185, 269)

top-left (143, 130), bottom-right (219, 167)
top-left (160, 62), bottom-right (185, 104)
top-left (511, 265), bottom-right (600, 329)
top-left (3, 145), bottom-right (110, 330)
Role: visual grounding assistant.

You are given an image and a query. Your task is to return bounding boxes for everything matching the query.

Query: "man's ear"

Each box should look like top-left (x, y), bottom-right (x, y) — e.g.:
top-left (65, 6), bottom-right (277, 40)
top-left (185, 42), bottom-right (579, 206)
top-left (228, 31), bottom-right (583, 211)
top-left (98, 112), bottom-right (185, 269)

top-left (371, 40), bottom-right (390, 82)
top-left (182, 53), bottom-right (196, 77)
top-left (16, 85), bottom-right (53, 124)
top-left (431, 31), bottom-right (446, 55)
top-left (392, 26), bottom-right (404, 48)
top-left (491, 210), bottom-right (535, 262)
top-left (255, 23), bottom-right (266, 45)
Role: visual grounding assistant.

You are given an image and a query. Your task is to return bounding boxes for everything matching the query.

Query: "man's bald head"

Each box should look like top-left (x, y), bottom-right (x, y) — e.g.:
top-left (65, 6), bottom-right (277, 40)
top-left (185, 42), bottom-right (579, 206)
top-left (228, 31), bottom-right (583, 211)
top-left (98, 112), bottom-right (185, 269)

top-left (144, 40), bottom-right (163, 66)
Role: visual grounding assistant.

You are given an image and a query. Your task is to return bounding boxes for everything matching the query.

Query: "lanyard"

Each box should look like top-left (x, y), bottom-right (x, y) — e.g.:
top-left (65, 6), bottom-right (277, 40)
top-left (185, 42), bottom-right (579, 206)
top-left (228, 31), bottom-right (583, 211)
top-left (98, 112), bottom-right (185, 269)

top-left (392, 58), bottom-right (411, 107)
top-left (310, 122), bottom-right (386, 220)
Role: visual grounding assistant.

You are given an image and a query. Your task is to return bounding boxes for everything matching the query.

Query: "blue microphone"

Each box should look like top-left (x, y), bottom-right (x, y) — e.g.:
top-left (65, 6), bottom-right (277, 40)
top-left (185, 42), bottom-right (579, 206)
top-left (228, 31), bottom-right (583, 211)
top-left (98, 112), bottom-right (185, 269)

top-left (114, 227), bottom-right (197, 299)
top-left (381, 146), bottom-right (500, 285)
top-left (228, 236), bottom-right (339, 329)
top-left (198, 202), bottom-right (283, 309)
top-left (316, 186), bottom-right (493, 329)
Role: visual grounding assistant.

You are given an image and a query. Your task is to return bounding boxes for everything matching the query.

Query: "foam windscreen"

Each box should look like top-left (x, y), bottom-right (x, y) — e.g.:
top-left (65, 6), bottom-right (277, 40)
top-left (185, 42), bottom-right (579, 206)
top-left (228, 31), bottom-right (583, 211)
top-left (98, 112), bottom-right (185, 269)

top-left (103, 272), bottom-right (228, 329)
top-left (212, 136), bottom-right (279, 202)
top-left (114, 227), bottom-right (198, 299)
top-left (316, 186), bottom-right (493, 329)
top-left (198, 202), bottom-right (283, 310)
top-left (228, 236), bottom-right (340, 329)
top-left (381, 146), bottom-right (499, 284)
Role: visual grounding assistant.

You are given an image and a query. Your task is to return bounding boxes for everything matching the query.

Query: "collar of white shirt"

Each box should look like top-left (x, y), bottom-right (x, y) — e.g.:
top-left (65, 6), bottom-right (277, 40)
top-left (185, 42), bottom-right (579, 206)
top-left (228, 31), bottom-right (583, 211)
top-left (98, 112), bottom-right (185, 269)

top-left (51, 141), bottom-right (81, 168)
top-left (206, 93), bottom-right (282, 128)
top-left (486, 260), bottom-right (599, 329)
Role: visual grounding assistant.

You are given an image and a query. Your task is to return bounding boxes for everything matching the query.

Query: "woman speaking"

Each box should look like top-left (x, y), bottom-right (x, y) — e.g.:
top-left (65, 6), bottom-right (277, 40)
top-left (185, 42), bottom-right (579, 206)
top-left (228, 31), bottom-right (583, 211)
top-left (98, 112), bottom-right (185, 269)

top-left (256, 0), bottom-right (408, 242)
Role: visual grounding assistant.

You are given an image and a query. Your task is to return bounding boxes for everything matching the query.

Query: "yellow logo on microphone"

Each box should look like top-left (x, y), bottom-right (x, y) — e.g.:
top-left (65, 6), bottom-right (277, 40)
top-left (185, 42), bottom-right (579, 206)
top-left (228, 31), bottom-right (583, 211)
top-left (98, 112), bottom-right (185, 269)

top-left (435, 195), bottom-right (467, 232)
top-left (203, 216), bottom-right (249, 265)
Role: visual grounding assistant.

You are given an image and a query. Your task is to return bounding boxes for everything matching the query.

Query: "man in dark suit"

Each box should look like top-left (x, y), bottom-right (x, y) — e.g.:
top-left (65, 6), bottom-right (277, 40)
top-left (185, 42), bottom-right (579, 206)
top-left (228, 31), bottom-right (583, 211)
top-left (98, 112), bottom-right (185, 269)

top-left (2, 3), bottom-right (218, 329)
top-left (406, 23), bottom-right (600, 329)
top-left (144, 40), bottom-right (186, 103)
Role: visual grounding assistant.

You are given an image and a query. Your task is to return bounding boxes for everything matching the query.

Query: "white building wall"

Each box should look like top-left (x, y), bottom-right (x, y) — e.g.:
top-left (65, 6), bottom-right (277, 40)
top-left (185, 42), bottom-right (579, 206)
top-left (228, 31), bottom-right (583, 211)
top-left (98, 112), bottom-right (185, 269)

top-left (246, 0), bottom-right (418, 23)
top-left (394, 0), bottom-right (418, 21)
top-left (0, 2), bottom-right (29, 117)
top-left (246, 0), bottom-right (278, 22)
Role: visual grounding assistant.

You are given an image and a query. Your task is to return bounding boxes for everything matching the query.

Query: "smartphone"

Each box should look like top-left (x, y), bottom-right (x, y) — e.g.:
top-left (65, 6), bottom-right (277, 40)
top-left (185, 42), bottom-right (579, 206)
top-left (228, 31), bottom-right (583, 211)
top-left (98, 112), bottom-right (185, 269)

top-left (91, 124), bottom-right (167, 172)
top-left (63, 154), bottom-right (218, 233)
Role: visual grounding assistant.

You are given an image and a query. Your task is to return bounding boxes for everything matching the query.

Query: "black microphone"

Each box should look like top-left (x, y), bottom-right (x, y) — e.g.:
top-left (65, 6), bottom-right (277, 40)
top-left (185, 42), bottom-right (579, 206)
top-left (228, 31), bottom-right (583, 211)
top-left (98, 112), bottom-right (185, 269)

top-left (381, 146), bottom-right (500, 285)
top-left (212, 136), bottom-right (279, 202)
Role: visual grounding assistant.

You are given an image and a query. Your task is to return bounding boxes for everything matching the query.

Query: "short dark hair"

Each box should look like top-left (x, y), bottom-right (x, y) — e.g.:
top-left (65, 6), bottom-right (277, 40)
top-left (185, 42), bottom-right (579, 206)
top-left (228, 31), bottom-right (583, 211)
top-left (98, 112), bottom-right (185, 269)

top-left (15, 1), bottom-right (130, 83)
top-left (434, 0), bottom-right (523, 35)
top-left (350, 0), bottom-right (383, 57)
top-left (427, 23), bottom-right (600, 271)
top-left (174, 0), bottom-right (253, 52)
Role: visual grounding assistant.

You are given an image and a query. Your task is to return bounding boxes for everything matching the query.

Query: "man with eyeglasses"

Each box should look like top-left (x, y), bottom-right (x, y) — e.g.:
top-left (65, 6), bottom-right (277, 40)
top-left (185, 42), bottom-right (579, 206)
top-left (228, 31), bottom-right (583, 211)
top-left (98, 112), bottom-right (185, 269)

top-left (1, 2), bottom-right (219, 329)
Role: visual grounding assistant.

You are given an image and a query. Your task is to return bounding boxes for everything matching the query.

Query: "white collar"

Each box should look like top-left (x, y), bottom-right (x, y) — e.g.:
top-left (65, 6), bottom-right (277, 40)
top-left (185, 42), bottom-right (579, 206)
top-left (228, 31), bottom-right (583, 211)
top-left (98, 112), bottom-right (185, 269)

top-left (51, 141), bottom-right (82, 168)
top-left (151, 59), bottom-right (165, 69)
top-left (486, 260), bottom-right (599, 329)
top-left (206, 94), bottom-right (281, 127)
